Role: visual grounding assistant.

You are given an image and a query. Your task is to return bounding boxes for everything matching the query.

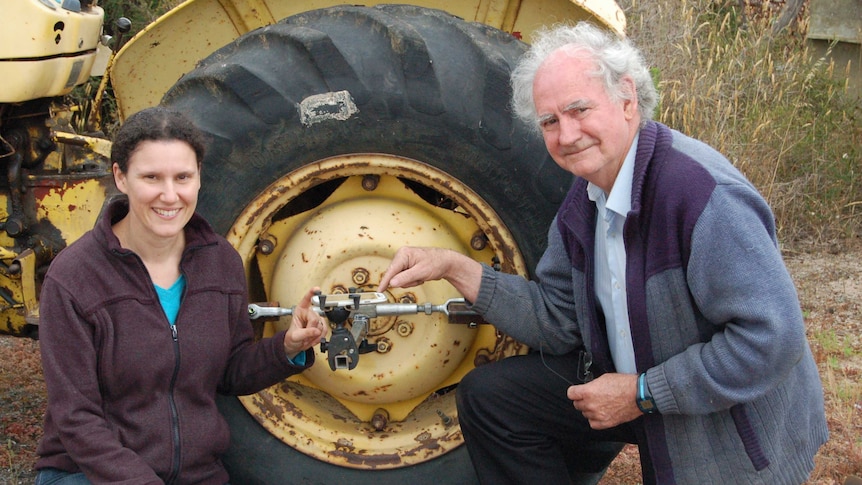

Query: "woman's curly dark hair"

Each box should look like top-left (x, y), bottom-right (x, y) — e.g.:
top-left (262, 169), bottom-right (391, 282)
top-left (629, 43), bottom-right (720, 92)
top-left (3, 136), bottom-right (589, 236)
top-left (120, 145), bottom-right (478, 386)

top-left (110, 107), bottom-right (206, 172)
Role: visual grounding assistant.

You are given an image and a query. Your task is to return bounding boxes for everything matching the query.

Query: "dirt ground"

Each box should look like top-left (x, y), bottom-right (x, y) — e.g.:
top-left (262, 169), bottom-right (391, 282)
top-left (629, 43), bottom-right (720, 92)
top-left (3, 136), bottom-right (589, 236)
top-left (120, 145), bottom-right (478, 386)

top-left (1, 244), bottom-right (860, 484)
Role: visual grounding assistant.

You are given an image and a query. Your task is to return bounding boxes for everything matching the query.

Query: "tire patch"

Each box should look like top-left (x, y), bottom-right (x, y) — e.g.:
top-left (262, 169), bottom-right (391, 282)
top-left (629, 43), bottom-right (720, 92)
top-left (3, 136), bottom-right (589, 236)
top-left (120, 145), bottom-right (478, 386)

top-left (299, 90), bottom-right (359, 126)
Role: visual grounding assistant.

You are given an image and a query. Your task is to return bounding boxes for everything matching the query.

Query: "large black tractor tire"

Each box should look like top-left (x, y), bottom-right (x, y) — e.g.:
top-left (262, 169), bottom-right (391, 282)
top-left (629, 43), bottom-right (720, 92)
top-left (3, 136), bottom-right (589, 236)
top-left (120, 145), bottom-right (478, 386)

top-left (214, 393), bottom-right (478, 484)
top-left (162, 4), bottom-right (573, 483)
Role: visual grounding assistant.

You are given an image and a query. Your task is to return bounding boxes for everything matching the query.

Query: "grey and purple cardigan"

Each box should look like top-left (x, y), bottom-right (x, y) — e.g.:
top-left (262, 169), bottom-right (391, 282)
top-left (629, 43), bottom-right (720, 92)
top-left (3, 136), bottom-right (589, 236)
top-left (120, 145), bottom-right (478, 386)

top-left (470, 121), bottom-right (828, 484)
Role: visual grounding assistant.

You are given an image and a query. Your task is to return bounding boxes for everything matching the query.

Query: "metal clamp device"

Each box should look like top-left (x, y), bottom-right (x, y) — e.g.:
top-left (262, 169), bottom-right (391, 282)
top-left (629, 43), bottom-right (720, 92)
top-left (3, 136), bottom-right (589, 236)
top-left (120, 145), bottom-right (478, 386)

top-left (248, 289), bottom-right (486, 371)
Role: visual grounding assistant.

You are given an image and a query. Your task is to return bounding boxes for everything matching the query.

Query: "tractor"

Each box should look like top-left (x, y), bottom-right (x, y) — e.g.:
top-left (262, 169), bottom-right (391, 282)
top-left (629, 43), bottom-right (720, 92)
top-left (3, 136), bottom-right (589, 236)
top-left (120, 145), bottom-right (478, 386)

top-left (0, 0), bottom-right (625, 481)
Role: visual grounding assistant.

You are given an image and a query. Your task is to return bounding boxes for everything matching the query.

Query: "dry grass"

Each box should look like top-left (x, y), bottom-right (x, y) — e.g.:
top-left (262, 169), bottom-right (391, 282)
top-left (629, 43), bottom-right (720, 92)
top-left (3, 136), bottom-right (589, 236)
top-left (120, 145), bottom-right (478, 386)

top-left (624, 0), bottom-right (860, 245)
top-left (792, 247), bottom-right (862, 483)
top-left (0, 337), bottom-right (43, 483)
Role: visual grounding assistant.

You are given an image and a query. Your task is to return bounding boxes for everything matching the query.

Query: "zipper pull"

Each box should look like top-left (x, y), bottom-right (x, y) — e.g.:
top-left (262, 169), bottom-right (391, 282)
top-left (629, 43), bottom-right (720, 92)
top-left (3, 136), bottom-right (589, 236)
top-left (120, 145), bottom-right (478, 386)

top-left (170, 323), bottom-right (178, 342)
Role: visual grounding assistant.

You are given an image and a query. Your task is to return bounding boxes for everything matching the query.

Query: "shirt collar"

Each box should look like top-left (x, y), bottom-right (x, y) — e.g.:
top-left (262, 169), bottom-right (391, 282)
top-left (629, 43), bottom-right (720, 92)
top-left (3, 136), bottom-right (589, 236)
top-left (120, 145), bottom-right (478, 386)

top-left (587, 132), bottom-right (639, 218)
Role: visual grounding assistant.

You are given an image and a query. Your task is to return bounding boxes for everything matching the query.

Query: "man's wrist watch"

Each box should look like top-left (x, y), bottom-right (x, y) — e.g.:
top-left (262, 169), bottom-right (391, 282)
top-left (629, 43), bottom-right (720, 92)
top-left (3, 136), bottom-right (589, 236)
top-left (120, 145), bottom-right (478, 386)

top-left (636, 372), bottom-right (658, 414)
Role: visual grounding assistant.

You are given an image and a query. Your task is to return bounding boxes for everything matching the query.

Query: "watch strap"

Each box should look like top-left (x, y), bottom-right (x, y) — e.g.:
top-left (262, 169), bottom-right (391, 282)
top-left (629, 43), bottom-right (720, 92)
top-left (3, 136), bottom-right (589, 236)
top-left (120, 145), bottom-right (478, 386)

top-left (637, 372), bottom-right (658, 414)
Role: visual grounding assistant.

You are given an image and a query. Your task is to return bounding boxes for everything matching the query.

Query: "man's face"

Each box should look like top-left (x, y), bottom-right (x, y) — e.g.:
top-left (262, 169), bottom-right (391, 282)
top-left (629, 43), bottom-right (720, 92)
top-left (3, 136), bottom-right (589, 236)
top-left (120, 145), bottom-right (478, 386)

top-left (113, 140), bottom-right (201, 241)
top-left (533, 49), bottom-right (639, 193)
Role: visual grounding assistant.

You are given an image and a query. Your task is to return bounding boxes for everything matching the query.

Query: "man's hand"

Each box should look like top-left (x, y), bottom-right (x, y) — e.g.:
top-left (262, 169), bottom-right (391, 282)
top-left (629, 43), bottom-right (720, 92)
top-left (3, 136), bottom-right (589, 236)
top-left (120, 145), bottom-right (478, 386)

top-left (283, 287), bottom-right (327, 358)
top-left (567, 373), bottom-right (643, 429)
top-left (377, 247), bottom-right (482, 302)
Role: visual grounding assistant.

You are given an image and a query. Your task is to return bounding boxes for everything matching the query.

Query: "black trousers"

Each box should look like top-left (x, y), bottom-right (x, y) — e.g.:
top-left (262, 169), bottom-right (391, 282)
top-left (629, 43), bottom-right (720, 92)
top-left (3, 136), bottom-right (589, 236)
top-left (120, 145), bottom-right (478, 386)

top-left (456, 351), bottom-right (652, 485)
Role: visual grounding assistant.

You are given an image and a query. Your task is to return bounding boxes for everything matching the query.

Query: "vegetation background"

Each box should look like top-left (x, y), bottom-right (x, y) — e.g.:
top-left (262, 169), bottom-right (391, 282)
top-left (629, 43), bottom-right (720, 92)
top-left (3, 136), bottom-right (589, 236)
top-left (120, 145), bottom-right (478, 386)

top-left (2, 0), bottom-right (860, 483)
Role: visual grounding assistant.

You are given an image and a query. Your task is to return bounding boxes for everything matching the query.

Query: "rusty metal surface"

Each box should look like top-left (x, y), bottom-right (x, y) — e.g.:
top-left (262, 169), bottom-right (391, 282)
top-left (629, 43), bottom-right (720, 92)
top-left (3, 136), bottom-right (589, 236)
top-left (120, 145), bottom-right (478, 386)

top-left (227, 153), bottom-right (527, 467)
top-left (0, 173), bottom-right (114, 335)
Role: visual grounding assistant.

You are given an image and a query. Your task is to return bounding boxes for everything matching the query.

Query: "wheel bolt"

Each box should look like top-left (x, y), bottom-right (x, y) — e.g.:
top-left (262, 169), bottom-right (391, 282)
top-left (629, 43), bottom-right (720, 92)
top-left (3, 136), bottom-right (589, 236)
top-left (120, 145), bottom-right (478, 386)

top-left (258, 236), bottom-right (276, 255)
top-left (470, 231), bottom-right (488, 250)
top-left (396, 321), bottom-right (413, 337)
top-left (361, 174), bottom-right (380, 191)
top-left (371, 408), bottom-right (389, 431)
top-left (376, 337), bottom-right (392, 353)
top-left (352, 268), bottom-right (370, 286)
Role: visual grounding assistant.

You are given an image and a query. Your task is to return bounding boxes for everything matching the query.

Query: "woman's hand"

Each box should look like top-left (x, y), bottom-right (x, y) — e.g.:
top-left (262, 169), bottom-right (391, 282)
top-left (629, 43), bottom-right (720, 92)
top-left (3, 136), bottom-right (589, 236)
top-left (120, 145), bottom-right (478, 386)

top-left (283, 287), bottom-right (328, 358)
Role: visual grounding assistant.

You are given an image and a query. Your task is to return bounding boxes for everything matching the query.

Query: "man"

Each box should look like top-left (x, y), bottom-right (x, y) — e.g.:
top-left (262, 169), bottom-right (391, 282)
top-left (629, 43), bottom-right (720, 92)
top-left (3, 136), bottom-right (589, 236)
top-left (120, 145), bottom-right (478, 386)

top-left (377, 22), bottom-right (827, 484)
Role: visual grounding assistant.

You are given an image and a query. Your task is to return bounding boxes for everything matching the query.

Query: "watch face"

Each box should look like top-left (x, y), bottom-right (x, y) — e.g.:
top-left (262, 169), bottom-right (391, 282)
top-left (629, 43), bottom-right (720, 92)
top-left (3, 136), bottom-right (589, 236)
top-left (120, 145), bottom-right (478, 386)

top-left (637, 396), bottom-right (658, 414)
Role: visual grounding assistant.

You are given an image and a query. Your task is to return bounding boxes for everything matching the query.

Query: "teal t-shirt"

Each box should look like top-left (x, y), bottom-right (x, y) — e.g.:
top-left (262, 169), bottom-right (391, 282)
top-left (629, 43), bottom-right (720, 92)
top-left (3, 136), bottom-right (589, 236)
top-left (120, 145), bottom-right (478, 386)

top-left (155, 275), bottom-right (186, 325)
top-left (154, 274), bottom-right (305, 365)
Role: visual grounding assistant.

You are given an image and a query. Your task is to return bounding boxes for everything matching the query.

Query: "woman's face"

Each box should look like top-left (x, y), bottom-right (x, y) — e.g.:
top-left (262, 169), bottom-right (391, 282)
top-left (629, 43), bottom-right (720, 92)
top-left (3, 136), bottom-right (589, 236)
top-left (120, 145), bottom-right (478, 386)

top-left (113, 140), bottom-right (200, 242)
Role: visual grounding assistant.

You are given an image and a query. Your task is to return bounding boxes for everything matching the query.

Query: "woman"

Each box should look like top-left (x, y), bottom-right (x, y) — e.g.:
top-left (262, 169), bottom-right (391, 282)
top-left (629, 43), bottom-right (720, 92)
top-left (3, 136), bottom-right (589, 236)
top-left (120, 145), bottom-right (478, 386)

top-left (34, 107), bottom-right (326, 484)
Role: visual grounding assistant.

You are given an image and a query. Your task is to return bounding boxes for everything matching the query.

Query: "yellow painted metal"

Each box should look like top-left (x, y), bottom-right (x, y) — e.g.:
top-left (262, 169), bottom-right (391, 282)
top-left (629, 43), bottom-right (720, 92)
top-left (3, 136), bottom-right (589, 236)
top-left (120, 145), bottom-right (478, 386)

top-left (0, 171), bottom-right (113, 336)
top-left (260, 181), bottom-right (479, 420)
top-left (0, 0), bottom-right (104, 102)
top-left (31, 176), bottom-right (114, 245)
top-left (0, 275), bottom-right (28, 335)
top-left (228, 154), bottom-right (527, 468)
top-left (52, 132), bottom-right (114, 160)
top-left (110, 0), bottom-right (626, 118)
top-left (16, 250), bottom-right (39, 325)
top-left (216, 0), bottom-right (276, 31)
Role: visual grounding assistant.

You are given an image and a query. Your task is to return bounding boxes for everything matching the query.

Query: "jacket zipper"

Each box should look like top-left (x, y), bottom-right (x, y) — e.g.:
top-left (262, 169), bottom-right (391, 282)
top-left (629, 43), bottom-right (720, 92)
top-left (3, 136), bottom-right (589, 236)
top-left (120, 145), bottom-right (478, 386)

top-left (165, 321), bottom-right (182, 484)
top-left (117, 243), bottom-right (194, 484)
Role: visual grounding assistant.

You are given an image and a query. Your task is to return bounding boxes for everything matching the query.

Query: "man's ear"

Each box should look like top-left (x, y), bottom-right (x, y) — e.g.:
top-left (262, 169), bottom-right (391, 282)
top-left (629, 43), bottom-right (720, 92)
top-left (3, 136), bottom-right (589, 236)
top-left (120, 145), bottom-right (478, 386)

top-left (621, 76), bottom-right (638, 119)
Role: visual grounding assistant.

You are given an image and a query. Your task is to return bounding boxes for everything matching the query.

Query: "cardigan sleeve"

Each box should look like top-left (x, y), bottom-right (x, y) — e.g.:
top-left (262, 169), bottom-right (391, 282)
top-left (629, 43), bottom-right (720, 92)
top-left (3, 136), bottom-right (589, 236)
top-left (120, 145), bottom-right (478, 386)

top-left (649, 182), bottom-right (807, 415)
top-left (471, 220), bottom-right (584, 353)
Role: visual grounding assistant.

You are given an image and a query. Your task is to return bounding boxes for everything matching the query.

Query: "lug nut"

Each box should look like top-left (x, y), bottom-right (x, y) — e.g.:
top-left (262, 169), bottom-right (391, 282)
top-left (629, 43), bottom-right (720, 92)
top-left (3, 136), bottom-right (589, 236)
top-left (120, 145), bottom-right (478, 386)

top-left (396, 321), bottom-right (414, 337)
top-left (437, 410), bottom-right (453, 427)
top-left (361, 174), bottom-right (380, 191)
top-left (375, 337), bottom-right (392, 353)
top-left (371, 408), bottom-right (389, 431)
top-left (352, 268), bottom-right (370, 286)
top-left (470, 231), bottom-right (488, 250)
top-left (257, 236), bottom-right (276, 255)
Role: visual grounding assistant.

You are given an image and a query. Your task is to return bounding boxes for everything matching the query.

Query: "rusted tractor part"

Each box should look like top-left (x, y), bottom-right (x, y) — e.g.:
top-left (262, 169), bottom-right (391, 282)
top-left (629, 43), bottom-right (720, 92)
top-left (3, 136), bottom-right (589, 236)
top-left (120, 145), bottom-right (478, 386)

top-left (226, 156), bottom-right (529, 475)
top-left (0, 0), bottom-right (114, 338)
top-left (162, 4), bottom-right (576, 480)
top-left (0, 101), bottom-right (114, 337)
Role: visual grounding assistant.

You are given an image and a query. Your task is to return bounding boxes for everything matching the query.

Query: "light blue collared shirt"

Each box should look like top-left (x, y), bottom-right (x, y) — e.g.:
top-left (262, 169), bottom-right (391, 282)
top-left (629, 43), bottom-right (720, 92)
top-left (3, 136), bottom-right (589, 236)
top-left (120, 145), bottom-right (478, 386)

top-left (587, 134), bottom-right (639, 374)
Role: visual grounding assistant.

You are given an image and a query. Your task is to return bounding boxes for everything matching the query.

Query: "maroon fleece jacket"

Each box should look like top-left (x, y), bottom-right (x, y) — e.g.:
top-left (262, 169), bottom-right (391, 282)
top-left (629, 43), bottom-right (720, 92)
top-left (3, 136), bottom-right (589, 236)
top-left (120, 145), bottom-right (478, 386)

top-left (36, 199), bottom-right (312, 484)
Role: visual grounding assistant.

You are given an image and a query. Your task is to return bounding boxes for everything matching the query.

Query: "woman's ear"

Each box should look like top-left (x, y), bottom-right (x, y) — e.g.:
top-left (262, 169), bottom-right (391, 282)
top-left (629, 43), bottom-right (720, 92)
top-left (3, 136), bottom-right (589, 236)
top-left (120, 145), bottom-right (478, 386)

top-left (112, 163), bottom-right (127, 194)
